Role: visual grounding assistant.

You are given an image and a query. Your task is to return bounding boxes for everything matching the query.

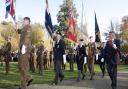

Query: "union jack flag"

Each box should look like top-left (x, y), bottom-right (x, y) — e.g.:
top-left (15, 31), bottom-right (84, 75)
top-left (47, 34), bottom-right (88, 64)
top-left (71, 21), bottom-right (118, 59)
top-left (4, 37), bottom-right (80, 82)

top-left (5, 0), bottom-right (16, 22)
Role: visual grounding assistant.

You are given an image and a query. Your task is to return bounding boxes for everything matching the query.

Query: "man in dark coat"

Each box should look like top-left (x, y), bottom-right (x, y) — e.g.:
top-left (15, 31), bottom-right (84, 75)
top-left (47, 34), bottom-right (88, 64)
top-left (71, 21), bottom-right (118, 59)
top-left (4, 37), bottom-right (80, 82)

top-left (104, 31), bottom-right (121, 89)
top-left (52, 32), bottom-right (65, 85)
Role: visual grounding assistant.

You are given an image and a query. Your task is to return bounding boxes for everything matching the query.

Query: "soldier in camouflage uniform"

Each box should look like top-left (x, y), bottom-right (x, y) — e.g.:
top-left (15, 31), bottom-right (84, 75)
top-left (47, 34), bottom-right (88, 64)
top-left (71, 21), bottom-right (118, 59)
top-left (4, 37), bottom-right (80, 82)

top-left (4, 37), bottom-right (11, 75)
top-left (16, 17), bottom-right (33, 89)
top-left (87, 36), bottom-right (96, 80)
top-left (30, 45), bottom-right (37, 73)
top-left (37, 43), bottom-right (44, 75)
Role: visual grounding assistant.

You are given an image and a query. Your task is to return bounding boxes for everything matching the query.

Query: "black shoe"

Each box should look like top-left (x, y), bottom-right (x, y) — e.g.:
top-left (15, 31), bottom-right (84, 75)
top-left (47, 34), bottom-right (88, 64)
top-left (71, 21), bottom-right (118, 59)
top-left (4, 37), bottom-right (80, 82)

top-left (55, 82), bottom-right (58, 85)
top-left (111, 84), bottom-right (117, 89)
top-left (60, 75), bottom-right (64, 82)
top-left (27, 79), bottom-right (33, 86)
top-left (112, 86), bottom-right (116, 89)
top-left (76, 78), bottom-right (80, 82)
top-left (82, 75), bottom-right (85, 80)
top-left (90, 77), bottom-right (94, 80)
top-left (51, 82), bottom-right (58, 85)
top-left (19, 87), bottom-right (21, 89)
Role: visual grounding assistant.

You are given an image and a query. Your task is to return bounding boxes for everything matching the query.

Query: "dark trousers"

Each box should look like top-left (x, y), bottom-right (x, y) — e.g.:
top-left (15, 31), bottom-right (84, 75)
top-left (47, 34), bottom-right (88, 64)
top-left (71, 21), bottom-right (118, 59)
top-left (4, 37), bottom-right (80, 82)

top-left (5, 53), bottom-right (11, 74)
top-left (106, 64), bottom-right (117, 88)
top-left (76, 58), bottom-right (85, 79)
top-left (69, 62), bottom-right (74, 72)
top-left (69, 54), bottom-right (74, 72)
top-left (54, 60), bottom-right (64, 83)
top-left (84, 64), bottom-right (87, 74)
top-left (77, 58), bottom-right (84, 71)
top-left (99, 62), bottom-right (106, 76)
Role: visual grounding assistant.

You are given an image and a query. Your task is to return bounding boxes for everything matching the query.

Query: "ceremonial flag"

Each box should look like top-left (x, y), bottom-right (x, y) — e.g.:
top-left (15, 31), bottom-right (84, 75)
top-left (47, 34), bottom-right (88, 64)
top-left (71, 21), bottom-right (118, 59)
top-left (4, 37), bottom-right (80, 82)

top-left (5, 0), bottom-right (11, 18)
top-left (69, 12), bottom-right (76, 30)
top-left (5, 0), bottom-right (16, 22)
top-left (67, 31), bottom-right (77, 42)
top-left (95, 12), bottom-right (101, 42)
top-left (45, 0), bottom-right (53, 37)
top-left (67, 10), bottom-right (77, 42)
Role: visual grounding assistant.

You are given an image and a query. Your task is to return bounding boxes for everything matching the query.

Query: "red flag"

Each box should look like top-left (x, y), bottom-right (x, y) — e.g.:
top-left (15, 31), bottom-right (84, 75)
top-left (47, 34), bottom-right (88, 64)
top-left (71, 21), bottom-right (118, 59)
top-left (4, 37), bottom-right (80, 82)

top-left (67, 31), bottom-right (77, 42)
top-left (69, 13), bottom-right (76, 30)
top-left (10, 0), bottom-right (16, 21)
top-left (67, 10), bottom-right (77, 42)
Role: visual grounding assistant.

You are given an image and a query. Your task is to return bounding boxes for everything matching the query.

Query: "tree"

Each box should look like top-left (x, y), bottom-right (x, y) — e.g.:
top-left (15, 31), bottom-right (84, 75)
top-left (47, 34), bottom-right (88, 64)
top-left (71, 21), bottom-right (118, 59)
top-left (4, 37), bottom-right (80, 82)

top-left (31, 23), bottom-right (44, 45)
top-left (121, 16), bottom-right (128, 43)
top-left (57, 0), bottom-right (78, 34)
top-left (0, 21), bottom-right (19, 51)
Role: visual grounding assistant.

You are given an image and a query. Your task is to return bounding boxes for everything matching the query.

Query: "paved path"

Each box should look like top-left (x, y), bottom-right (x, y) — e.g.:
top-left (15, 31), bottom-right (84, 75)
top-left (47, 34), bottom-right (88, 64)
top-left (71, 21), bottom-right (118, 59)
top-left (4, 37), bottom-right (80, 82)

top-left (1, 71), bottom-right (128, 89)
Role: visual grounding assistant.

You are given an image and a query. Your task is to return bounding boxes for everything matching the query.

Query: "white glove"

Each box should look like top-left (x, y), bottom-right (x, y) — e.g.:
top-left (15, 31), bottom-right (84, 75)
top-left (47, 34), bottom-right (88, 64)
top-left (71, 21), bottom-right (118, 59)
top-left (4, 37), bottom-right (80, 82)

top-left (113, 44), bottom-right (117, 49)
top-left (63, 54), bottom-right (67, 64)
top-left (101, 58), bottom-right (104, 62)
top-left (96, 54), bottom-right (99, 61)
top-left (84, 57), bottom-right (87, 64)
top-left (52, 41), bottom-right (55, 47)
top-left (21, 45), bottom-right (26, 54)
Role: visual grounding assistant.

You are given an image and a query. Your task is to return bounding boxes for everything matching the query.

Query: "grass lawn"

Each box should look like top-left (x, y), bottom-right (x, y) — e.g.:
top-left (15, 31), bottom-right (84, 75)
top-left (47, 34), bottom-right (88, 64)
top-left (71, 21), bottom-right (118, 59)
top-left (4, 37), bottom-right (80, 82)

top-left (0, 62), bottom-right (127, 88)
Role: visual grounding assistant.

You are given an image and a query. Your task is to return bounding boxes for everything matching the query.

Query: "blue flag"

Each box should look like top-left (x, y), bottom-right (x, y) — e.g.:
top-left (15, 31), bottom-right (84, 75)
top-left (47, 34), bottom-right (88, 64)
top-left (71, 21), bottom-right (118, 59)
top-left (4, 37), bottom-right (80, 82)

top-left (45, 8), bottom-right (53, 37)
top-left (5, 0), bottom-right (11, 18)
top-left (95, 12), bottom-right (101, 42)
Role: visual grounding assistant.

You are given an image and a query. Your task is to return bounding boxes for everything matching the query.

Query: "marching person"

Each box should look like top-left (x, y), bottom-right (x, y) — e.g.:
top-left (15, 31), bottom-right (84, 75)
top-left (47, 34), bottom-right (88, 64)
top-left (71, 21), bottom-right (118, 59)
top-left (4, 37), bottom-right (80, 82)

top-left (68, 45), bottom-right (74, 72)
top-left (52, 32), bottom-right (65, 85)
top-left (49, 50), bottom-right (53, 68)
top-left (43, 47), bottom-right (48, 70)
top-left (87, 36), bottom-right (96, 80)
top-left (30, 45), bottom-right (37, 73)
top-left (16, 17), bottom-right (33, 89)
top-left (4, 37), bottom-right (11, 75)
top-left (76, 39), bottom-right (87, 82)
top-left (104, 31), bottom-right (121, 89)
top-left (37, 42), bottom-right (44, 75)
top-left (97, 42), bottom-right (106, 78)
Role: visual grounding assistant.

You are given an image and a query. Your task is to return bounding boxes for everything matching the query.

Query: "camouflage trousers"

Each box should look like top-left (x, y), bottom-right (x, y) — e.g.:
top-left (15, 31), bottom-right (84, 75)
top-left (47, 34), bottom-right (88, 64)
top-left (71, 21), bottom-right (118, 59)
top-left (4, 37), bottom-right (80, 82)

top-left (18, 53), bottom-right (32, 89)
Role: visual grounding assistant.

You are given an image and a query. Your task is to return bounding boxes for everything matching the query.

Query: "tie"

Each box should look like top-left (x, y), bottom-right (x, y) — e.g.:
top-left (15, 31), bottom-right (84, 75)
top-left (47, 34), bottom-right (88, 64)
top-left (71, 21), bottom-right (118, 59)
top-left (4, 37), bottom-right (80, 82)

top-left (108, 40), bottom-right (112, 45)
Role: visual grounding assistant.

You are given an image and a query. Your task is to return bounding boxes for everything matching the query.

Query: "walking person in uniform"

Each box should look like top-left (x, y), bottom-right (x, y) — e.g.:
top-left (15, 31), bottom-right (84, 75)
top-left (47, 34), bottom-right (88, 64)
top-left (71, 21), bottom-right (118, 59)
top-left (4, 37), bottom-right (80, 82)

top-left (104, 31), bottom-right (121, 89)
top-left (30, 45), bottom-right (36, 73)
top-left (52, 32), bottom-right (65, 85)
top-left (16, 17), bottom-right (33, 89)
top-left (49, 50), bottom-right (53, 68)
top-left (87, 36), bottom-right (96, 80)
top-left (37, 43), bottom-right (44, 75)
top-left (43, 48), bottom-right (48, 70)
top-left (68, 45), bottom-right (74, 72)
top-left (97, 42), bottom-right (106, 78)
top-left (4, 37), bottom-right (11, 75)
top-left (83, 44), bottom-right (88, 77)
top-left (76, 39), bottom-right (87, 82)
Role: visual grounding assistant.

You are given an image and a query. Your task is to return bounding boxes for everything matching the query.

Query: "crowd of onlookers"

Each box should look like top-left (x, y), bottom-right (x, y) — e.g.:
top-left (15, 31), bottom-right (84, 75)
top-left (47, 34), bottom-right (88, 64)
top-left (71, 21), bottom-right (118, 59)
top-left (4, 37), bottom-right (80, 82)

top-left (121, 52), bottom-right (128, 64)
